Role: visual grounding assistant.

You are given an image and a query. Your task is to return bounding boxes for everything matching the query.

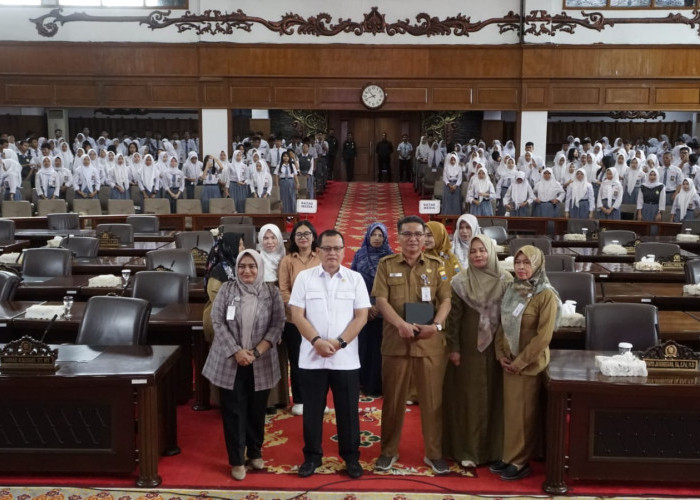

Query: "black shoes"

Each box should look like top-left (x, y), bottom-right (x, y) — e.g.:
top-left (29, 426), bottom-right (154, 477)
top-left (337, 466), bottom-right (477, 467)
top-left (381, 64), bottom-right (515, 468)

top-left (488, 460), bottom-right (509, 474)
top-left (500, 463), bottom-right (532, 481)
top-left (298, 460), bottom-right (321, 478)
top-left (346, 461), bottom-right (364, 479)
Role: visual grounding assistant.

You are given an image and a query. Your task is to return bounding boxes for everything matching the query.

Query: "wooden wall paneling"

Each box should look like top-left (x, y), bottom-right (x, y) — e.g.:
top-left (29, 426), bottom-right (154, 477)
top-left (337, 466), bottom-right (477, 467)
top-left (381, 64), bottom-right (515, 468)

top-left (150, 85), bottom-right (199, 105)
top-left (55, 83), bottom-right (100, 105)
top-left (229, 85), bottom-right (271, 108)
top-left (0, 114), bottom-right (46, 138)
top-left (318, 87), bottom-right (360, 105)
top-left (655, 88), bottom-right (700, 106)
top-left (385, 87), bottom-right (427, 106)
top-left (604, 87), bottom-right (650, 105)
top-left (481, 120), bottom-right (505, 145)
top-left (551, 86), bottom-right (601, 107)
top-left (5, 83), bottom-right (52, 105)
top-left (476, 86), bottom-right (519, 108)
top-left (103, 84), bottom-right (149, 104)
top-left (203, 83), bottom-right (227, 107)
top-left (274, 87), bottom-right (316, 105)
top-left (433, 87), bottom-right (473, 106)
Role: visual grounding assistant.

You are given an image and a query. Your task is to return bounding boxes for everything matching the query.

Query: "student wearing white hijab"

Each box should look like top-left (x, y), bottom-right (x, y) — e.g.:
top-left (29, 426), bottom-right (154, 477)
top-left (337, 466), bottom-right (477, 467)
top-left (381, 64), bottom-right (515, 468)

top-left (672, 178), bottom-right (700, 222)
top-left (532, 168), bottom-right (564, 218)
top-left (565, 168), bottom-right (594, 219)
top-left (581, 153), bottom-right (599, 190)
top-left (646, 153), bottom-right (660, 173)
top-left (504, 171), bottom-right (534, 217)
top-left (183, 151), bottom-right (203, 200)
top-left (596, 167), bottom-right (623, 220)
top-left (138, 153), bottom-right (161, 201)
top-left (223, 150), bottom-right (248, 213)
top-left (58, 141), bottom-right (74, 173)
top-left (75, 154), bottom-right (100, 200)
top-left (34, 156), bottom-right (59, 200)
top-left (451, 213), bottom-right (481, 268)
top-left (249, 160), bottom-right (273, 200)
top-left (637, 168), bottom-right (665, 222)
top-left (442, 153), bottom-right (463, 215)
top-left (495, 155), bottom-right (518, 216)
top-left (107, 153), bottom-right (131, 200)
top-left (53, 155), bottom-right (73, 201)
top-left (427, 141), bottom-right (444, 173)
top-left (551, 151), bottom-right (567, 182)
top-left (503, 140), bottom-right (516, 160)
top-left (466, 166), bottom-right (495, 216)
top-left (163, 155), bottom-right (185, 212)
top-left (622, 157), bottom-right (645, 205)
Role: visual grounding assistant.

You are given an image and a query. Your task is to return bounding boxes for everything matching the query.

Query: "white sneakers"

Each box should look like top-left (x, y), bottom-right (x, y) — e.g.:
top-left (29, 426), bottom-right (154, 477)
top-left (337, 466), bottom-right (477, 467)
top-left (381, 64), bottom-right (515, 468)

top-left (291, 404), bottom-right (331, 415)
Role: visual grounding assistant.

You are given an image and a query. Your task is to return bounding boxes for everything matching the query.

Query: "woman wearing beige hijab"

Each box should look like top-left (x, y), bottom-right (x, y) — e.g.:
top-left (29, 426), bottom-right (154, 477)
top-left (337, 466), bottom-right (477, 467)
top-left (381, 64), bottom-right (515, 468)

top-left (443, 235), bottom-right (513, 468)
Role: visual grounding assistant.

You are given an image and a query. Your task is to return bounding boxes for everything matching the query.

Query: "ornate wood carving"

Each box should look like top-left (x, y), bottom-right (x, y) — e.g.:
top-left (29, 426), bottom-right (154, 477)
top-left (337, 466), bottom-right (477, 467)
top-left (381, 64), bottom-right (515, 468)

top-left (284, 110), bottom-right (328, 137)
top-left (524, 9), bottom-right (700, 36)
top-left (30, 6), bottom-right (521, 38)
top-left (608, 111), bottom-right (666, 119)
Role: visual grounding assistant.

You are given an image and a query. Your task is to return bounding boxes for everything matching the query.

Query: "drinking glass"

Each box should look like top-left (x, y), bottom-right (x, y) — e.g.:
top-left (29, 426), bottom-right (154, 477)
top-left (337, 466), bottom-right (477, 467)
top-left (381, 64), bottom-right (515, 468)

top-left (121, 268), bottom-right (131, 286)
top-left (63, 295), bottom-right (74, 319)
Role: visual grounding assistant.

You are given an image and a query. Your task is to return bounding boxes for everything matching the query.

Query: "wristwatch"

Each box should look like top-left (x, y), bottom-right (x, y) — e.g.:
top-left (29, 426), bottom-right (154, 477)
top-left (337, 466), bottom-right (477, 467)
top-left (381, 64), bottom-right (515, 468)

top-left (253, 348), bottom-right (261, 359)
top-left (337, 336), bottom-right (348, 349)
top-left (434, 323), bottom-right (443, 332)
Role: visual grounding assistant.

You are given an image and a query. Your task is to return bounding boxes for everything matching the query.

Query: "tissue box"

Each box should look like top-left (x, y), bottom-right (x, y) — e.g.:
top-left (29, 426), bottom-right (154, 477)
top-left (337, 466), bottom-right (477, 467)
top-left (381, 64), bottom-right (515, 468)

top-left (559, 313), bottom-right (585, 328)
top-left (595, 352), bottom-right (648, 377)
top-left (677, 233), bottom-right (699, 242)
top-left (24, 305), bottom-right (66, 320)
top-left (684, 284), bottom-right (700, 296)
top-left (0, 252), bottom-right (21, 264)
top-left (634, 261), bottom-right (663, 272)
top-left (602, 244), bottom-right (628, 255)
top-left (46, 236), bottom-right (63, 248)
top-left (87, 275), bottom-right (122, 288)
top-left (563, 233), bottom-right (587, 241)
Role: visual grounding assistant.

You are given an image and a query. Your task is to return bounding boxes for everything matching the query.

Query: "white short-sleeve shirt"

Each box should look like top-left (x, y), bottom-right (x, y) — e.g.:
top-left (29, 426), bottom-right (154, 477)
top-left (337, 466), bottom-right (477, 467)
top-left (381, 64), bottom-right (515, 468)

top-left (289, 264), bottom-right (371, 370)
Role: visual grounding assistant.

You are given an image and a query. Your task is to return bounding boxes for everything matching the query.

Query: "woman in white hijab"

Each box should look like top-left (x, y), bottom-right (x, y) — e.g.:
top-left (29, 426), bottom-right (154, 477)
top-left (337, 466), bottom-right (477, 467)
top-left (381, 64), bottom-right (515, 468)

top-left (503, 140), bottom-right (516, 160)
top-left (74, 153), bottom-right (100, 200)
top-left (532, 168), bottom-right (565, 218)
top-left (225, 150), bottom-right (249, 213)
top-left (442, 153), bottom-right (464, 215)
top-left (672, 178), bottom-right (700, 222)
top-left (183, 151), bottom-right (202, 200)
top-left (467, 166), bottom-right (495, 216)
top-left (107, 152), bottom-right (130, 200)
top-left (138, 153), bottom-right (160, 201)
top-left (646, 153), bottom-right (660, 173)
top-left (34, 156), bottom-right (59, 200)
top-left (248, 160), bottom-right (273, 200)
top-left (622, 157), bottom-right (644, 205)
top-left (504, 171), bottom-right (534, 217)
top-left (551, 151), bottom-right (567, 182)
top-left (451, 213), bottom-right (481, 268)
top-left (565, 168), bottom-right (594, 219)
top-left (427, 141), bottom-right (445, 173)
top-left (596, 166), bottom-right (623, 220)
top-left (58, 141), bottom-right (74, 173)
top-left (414, 135), bottom-right (430, 191)
top-left (495, 155), bottom-right (518, 215)
top-left (636, 168), bottom-right (665, 222)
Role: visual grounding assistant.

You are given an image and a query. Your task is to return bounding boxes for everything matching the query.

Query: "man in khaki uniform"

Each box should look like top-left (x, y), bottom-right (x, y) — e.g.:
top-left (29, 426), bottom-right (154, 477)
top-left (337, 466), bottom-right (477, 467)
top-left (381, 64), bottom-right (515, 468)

top-left (372, 215), bottom-right (451, 474)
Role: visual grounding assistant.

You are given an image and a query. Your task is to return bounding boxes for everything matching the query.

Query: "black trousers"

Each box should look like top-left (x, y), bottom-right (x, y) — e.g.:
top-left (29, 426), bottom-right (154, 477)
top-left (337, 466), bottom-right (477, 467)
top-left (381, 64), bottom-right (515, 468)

top-left (344, 158), bottom-right (355, 182)
top-left (399, 159), bottom-right (412, 182)
top-left (219, 365), bottom-right (270, 466)
top-left (377, 156), bottom-right (391, 182)
top-left (282, 321), bottom-right (303, 404)
top-left (299, 368), bottom-right (360, 464)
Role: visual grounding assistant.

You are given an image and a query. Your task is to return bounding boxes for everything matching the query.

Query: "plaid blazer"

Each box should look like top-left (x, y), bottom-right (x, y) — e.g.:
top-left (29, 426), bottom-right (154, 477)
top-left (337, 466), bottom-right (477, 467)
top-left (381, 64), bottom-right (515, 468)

top-left (203, 279), bottom-right (285, 391)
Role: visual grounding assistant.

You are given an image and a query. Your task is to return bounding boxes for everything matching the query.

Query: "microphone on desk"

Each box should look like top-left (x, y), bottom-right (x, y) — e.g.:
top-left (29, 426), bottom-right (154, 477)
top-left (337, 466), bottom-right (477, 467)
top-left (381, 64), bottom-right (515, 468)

top-left (39, 314), bottom-right (59, 344)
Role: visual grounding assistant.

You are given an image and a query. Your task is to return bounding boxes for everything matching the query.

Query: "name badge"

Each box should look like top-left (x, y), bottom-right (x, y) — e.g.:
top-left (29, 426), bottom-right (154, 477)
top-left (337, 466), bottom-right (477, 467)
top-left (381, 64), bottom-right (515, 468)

top-left (421, 286), bottom-right (431, 302)
top-left (390, 273), bottom-right (403, 278)
top-left (227, 306), bottom-right (236, 320)
top-left (512, 303), bottom-right (525, 317)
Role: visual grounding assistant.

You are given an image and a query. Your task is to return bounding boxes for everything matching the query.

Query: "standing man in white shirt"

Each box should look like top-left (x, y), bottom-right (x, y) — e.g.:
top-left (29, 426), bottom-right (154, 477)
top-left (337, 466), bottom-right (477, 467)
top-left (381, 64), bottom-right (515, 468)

top-left (397, 134), bottom-right (414, 183)
top-left (289, 229), bottom-right (370, 480)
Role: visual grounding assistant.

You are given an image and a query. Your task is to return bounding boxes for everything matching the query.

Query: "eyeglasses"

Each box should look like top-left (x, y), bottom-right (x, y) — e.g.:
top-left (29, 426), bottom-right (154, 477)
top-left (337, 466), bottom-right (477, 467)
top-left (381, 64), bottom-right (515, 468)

top-left (319, 246), bottom-right (344, 253)
top-left (399, 231), bottom-right (425, 239)
top-left (295, 231), bottom-right (313, 239)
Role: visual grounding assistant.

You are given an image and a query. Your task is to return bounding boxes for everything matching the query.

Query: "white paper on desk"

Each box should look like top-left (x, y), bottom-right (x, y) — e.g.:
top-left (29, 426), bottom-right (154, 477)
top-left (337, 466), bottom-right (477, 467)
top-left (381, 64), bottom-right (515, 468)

top-left (54, 345), bottom-right (102, 363)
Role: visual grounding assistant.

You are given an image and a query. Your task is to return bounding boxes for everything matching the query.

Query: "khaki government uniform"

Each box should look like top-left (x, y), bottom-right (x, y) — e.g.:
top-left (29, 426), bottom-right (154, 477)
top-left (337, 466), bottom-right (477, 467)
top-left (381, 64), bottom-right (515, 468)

top-left (372, 252), bottom-right (451, 460)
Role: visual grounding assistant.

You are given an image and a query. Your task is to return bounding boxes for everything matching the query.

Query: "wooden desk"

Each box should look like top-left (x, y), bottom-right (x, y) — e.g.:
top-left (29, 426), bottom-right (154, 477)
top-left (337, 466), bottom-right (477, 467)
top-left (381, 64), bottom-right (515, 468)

top-left (544, 349), bottom-right (700, 494)
top-left (0, 239), bottom-right (30, 253)
top-left (7, 302), bottom-right (208, 408)
top-left (14, 229), bottom-right (94, 246)
top-left (0, 344), bottom-right (180, 487)
top-left (97, 240), bottom-right (174, 257)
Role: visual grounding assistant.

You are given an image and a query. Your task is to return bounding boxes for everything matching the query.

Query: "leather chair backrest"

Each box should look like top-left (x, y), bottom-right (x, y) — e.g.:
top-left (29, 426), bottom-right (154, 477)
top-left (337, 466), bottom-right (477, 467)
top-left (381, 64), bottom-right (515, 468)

top-left (220, 216), bottom-right (253, 225)
top-left (145, 249), bottom-right (196, 277)
top-left (209, 198), bottom-right (235, 214)
top-left (585, 303), bottom-right (658, 351)
top-left (245, 198), bottom-right (271, 214)
top-left (598, 230), bottom-right (637, 248)
top-left (478, 217), bottom-right (508, 230)
top-left (685, 259), bottom-right (700, 284)
top-left (635, 242), bottom-right (681, 261)
top-left (2, 201), bottom-right (32, 217)
top-left (176, 199), bottom-right (203, 214)
top-left (126, 215), bottom-right (160, 233)
top-left (38, 200), bottom-right (68, 217)
top-left (544, 254), bottom-right (576, 272)
top-left (174, 231), bottom-right (215, 254)
top-left (219, 224), bottom-right (256, 249)
top-left (0, 270), bottom-right (21, 301)
top-left (60, 236), bottom-right (99, 258)
top-left (510, 237), bottom-right (553, 256)
top-left (681, 220), bottom-right (700, 235)
top-left (548, 271), bottom-right (595, 314)
top-left (96, 223), bottom-right (134, 245)
top-left (143, 198), bottom-right (171, 215)
top-left (132, 271), bottom-right (189, 308)
top-left (107, 199), bottom-right (136, 214)
top-left (21, 248), bottom-right (72, 278)
top-left (47, 212), bottom-right (80, 230)
top-left (72, 199), bottom-right (102, 215)
top-left (567, 218), bottom-right (600, 234)
top-left (76, 296), bottom-right (151, 345)
top-left (481, 225), bottom-right (509, 244)
top-left (0, 219), bottom-right (15, 241)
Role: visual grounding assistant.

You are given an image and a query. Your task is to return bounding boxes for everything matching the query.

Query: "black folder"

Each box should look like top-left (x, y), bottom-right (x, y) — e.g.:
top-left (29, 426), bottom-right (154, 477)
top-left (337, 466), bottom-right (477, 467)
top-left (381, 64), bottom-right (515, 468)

top-left (404, 302), bottom-right (435, 326)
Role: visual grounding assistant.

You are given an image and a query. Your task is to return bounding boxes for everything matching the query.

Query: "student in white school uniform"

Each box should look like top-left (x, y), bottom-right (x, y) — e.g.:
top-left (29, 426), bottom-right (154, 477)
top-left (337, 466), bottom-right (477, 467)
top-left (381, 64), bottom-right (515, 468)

top-left (274, 150), bottom-right (299, 214)
top-left (200, 154), bottom-right (224, 214)
top-left (466, 166), bottom-right (495, 216)
top-left (53, 155), bottom-right (73, 200)
top-left (297, 143), bottom-right (315, 199)
top-left (34, 156), bottom-right (60, 200)
top-left (138, 154), bottom-right (161, 201)
top-left (74, 154), bottom-right (101, 200)
top-left (163, 155), bottom-right (185, 213)
top-left (108, 153), bottom-right (131, 200)
top-left (289, 229), bottom-right (370, 479)
top-left (672, 178), bottom-right (700, 222)
top-left (226, 150), bottom-right (250, 213)
top-left (504, 171), bottom-right (534, 217)
top-left (249, 161), bottom-right (273, 199)
top-left (532, 168), bottom-right (565, 218)
top-left (183, 151), bottom-right (203, 200)
top-left (596, 167), bottom-right (623, 220)
top-left (565, 168), bottom-right (595, 219)
top-left (622, 157), bottom-right (645, 206)
top-left (637, 168), bottom-right (666, 222)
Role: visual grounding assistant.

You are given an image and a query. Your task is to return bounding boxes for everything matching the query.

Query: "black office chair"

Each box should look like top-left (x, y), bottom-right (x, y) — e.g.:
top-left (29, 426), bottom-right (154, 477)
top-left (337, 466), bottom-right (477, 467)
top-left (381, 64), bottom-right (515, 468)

top-left (548, 272), bottom-right (595, 315)
top-left (146, 249), bottom-right (197, 277)
top-left (220, 224), bottom-right (256, 249)
top-left (482, 225), bottom-right (509, 244)
top-left (60, 236), bottom-right (100, 258)
top-left (174, 231), bottom-right (215, 254)
top-left (96, 223), bottom-right (134, 245)
top-left (132, 271), bottom-right (189, 308)
top-left (47, 213), bottom-right (80, 231)
top-left (75, 296), bottom-right (151, 345)
top-left (684, 259), bottom-right (700, 284)
top-left (681, 220), bottom-right (700, 235)
top-left (585, 303), bottom-right (658, 351)
top-left (220, 216), bottom-right (253, 225)
top-left (478, 217), bottom-right (508, 230)
top-left (21, 248), bottom-right (72, 278)
top-left (598, 230), bottom-right (637, 248)
top-left (510, 237), bottom-right (553, 256)
top-left (0, 270), bottom-right (21, 301)
top-left (634, 242), bottom-right (680, 261)
top-left (126, 215), bottom-right (160, 233)
top-left (0, 219), bottom-right (16, 240)
top-left (544, 254), bottom-right (576, 272)
top-left (566, 218), bottom-right (599, 234)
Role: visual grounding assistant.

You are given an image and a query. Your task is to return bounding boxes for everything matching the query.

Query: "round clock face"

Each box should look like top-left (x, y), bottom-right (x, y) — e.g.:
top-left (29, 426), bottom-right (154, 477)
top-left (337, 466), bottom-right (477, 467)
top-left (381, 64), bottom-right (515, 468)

top-left (361, 84), bottom-right (386, 109)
